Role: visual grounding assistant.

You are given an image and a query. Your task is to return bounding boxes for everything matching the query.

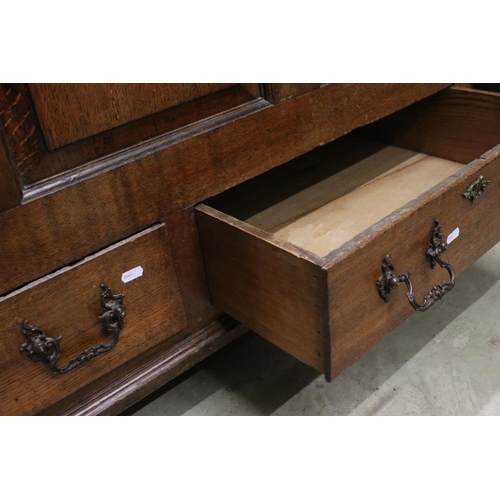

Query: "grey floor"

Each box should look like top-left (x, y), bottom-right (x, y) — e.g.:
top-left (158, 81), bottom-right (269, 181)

top-left (127, 243), bottom-right (500, 416)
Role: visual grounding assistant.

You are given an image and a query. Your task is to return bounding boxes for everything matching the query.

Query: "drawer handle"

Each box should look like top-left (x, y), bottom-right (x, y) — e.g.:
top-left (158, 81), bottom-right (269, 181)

top-left (20, 284), bottom-right (127, 374)
top-left (376, 220), bottom-right (456, 312)
top-left (463, 175), bottom-right (489, 203)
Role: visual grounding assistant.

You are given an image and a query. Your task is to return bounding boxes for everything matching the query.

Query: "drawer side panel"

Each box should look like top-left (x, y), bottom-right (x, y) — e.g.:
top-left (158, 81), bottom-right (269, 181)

top-left (196, 205), bottom-right (326, 372)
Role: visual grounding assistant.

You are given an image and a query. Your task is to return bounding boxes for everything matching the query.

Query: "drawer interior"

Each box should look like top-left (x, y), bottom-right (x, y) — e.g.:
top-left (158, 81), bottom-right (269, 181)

top-left (206, 88), bottom-right (500, 260)
top-left (208, 134), bottom-right (466, 258)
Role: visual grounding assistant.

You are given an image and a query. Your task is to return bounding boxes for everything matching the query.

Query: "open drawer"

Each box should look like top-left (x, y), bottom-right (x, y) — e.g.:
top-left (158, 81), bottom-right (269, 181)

top-left (195, 87), bottom-right (500, 381)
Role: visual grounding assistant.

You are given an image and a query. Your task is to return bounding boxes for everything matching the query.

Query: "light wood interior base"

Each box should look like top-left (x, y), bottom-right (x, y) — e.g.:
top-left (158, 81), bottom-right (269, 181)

top-left (244, 138), bottom-right (464, 257)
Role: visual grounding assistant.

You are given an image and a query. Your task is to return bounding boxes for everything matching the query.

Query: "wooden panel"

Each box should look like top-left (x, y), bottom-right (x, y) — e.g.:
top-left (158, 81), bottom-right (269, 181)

top-left (28, 84), bottom-right (256, 149)
top-left (163, 207), bottom-right (214, 323)
top-left (26, 85), bottom-right (262, 185)
top-left (326, 149), bottom-right (500, 380)
top-left (195, 205), bottom-right (326, 371)
top-left (264, 83), bottom-right (322, 103)
top-left (0, 224), bottom-right (187, 415)
top-left (0, 84), bottom-right (262, 186)
top-left (0, 84), bottom-right (449, 296)
top-left (361, 87), bottom-right (500, 164)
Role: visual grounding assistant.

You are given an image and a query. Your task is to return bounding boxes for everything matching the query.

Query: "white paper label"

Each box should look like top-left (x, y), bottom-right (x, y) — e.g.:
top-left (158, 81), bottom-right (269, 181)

top-left (447, 227), bottom-right (460, 245)
top-left (121, 266), bottom-right (144, 283)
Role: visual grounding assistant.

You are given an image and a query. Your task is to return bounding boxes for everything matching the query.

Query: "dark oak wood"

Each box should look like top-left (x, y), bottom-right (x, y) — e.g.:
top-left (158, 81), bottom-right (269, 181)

top-left (0, 130), bottom-right (22, 211)
top-left (2, 83), bottom-right (463, 416)
top-left (0, 84), bottom-right (45, 195)
top-left (264, 83), bottom-right (322, 103)
top-left (30, 85), bottom-right (260, 185)
top-left (28, 84), bottom-right (258, 149)
top-left (361, 86), bottom-right (500, 164)
top-left (25, 97), bottom-right (269, 196)
top-left (0, 84), bottom-right (262, 187)
top-left (163, 207), bottom-right (215, 323)
top-left (0, 224), bottom-right (186, 415)
top-left (0, 84), bottom-right (448, 296)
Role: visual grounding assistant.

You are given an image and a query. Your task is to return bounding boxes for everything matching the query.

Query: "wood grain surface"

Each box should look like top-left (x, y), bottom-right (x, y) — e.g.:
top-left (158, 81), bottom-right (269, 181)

top-left (263, 83), bottom-right (322, 103)
top-left (163, 207), bottom-right (215, 323)
top-left (273, 153), bottom-right (463, 256)
top-left (0, 84), bottom-right (449, 296)
top-left (199, 149), bottom-right (500, 378)
top-left (0, 130), bottom-right (22, 212)
top-left (28, 84), bottom-right (251, 149)
top-left (0, 84), bottom-right (45, 192)
top-left (25, 85), bottom-right (262, 185)
top-left (362, 86), bottom-right (500, 164)
top-left (0, 224), bottom-right (186, 415)
top-left (0, 84), bottom-right (261, 186)
top-left (196, 205), bottom-right (326, 371)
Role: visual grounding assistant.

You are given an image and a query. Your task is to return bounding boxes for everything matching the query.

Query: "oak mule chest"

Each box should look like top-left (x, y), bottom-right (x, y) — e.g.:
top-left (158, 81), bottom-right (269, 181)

top-left (1, 84), bottom-right (498, 415)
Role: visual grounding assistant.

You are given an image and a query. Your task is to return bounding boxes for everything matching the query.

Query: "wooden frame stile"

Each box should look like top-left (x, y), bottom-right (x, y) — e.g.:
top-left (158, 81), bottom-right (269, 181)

top-left (362, 86), bottom-right (500, 164)
top-left (0, 129), bottom-right (22, 212)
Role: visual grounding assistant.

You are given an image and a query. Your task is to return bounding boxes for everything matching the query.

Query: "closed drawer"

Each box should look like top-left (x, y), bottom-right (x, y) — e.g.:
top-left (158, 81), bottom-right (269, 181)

top-left (195, 87), bottom-right (500, 381)
top-left (0, 224), bottom-right (186, 415)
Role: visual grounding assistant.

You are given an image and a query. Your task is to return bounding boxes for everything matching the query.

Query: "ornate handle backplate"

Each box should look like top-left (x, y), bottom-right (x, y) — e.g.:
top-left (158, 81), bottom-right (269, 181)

top-left (20, 284), bottom-right (126, 374)
top-left (376, 220), bottom-right (456, 312)
top-left (463, 175), bottom-right (489, 203)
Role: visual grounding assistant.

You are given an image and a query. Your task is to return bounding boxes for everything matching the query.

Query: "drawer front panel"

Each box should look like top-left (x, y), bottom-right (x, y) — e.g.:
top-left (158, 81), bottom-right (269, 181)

top-left (0, 224), bottom-right (187, 415)
top-left (326, 151), bottom-right (500, 379)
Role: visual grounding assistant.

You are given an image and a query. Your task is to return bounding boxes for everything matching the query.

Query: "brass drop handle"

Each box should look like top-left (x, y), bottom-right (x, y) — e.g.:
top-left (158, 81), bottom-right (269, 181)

top-left (20, 284), bottom-right (126, 374)
top-left (376, 220), bottom-right (456, 312)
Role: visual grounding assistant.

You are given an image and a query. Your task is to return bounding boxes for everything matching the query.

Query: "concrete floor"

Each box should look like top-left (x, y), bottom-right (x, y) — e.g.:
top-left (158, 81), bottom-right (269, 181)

top-left (127, 243), bottom-right (500, 416)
